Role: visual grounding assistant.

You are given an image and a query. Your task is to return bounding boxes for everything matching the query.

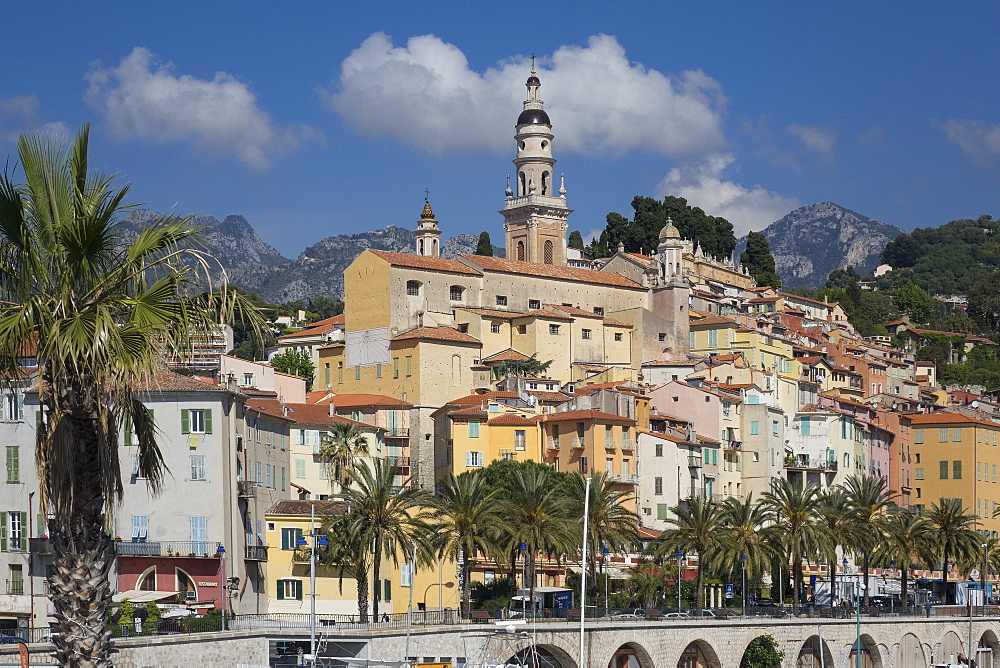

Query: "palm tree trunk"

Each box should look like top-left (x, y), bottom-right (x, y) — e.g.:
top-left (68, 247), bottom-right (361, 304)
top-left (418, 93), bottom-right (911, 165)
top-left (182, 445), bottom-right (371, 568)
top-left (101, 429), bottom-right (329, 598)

top-left (528, 552), bottom-right (536, 617)
top-left (460, 560), bottom-right (471, 619)
top-left (830, 551), bottom-right (838, 607)
top-left (372, 535), bottom-right (382, 619)
top-left (356, 569), bottom-right (370, 623)
top-left (696, 558), bottom-right (704, 610)
top-left (901, 564), bottom-right (909, 611)
top-left (942, 547), bottom-right (950, 604)
top-left (862, 551), bottom-right (871, 606)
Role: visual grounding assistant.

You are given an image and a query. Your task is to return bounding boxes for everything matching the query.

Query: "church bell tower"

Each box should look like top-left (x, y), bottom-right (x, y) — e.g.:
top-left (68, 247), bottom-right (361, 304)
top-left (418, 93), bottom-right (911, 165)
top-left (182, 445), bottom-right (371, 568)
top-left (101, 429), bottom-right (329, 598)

top-left (415, 195), bottom-right (441, 258)
top-left (501, 66), bottom-right (572, 265)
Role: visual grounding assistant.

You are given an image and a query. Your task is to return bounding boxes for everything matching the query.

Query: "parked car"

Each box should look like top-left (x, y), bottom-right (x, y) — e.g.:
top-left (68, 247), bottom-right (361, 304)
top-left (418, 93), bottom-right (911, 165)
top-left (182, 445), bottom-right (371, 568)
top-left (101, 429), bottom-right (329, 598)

top-left (664, 611), bottom-right (690, 618)
top-left (686, 609), bottom-right (717, 617)
top-left (0, 636), bottom-right (23, 645)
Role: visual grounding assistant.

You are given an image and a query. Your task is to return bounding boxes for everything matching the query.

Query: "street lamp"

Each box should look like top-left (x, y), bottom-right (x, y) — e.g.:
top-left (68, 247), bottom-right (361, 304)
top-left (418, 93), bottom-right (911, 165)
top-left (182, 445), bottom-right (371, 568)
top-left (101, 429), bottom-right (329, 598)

top-left (602, 547), bottom-right (610, 615)
top-left (296, 505), bottom-right (329, 667)
top-left (421, 581), bottom-right (455, 610)
top-left (740, 554), bottom-right (747, 617)
top-left (843, 558), bottom-right (849, 613)
top-left (855, 582), bottom-right (866, 668)
top-left (889, 561), bottom-right (895, 613)
top-left (217, 544), bottom-right (227, 631)
top-left (676, 551), bottom-right (684, 613)
top-left (519, 543), bottom-right (528, 619)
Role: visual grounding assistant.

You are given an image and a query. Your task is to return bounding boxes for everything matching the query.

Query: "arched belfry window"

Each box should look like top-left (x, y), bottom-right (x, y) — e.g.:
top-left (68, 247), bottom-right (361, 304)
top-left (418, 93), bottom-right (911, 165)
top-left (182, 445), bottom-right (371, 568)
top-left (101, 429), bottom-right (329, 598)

top-left (517, 241), bottom-right (525, 262)
top-left (541, 171), bottom-right (550, 195)
top-left (519, 172), bottom-right (526, 197)
top-left (543, 240), bottom-right (554, 265)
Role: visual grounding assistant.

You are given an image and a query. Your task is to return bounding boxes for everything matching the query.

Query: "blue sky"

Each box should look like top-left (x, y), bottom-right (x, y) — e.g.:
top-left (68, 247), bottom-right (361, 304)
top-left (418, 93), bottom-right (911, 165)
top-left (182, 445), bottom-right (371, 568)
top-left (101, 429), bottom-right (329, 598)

top-left (2, 2), bottom-right (996, 259)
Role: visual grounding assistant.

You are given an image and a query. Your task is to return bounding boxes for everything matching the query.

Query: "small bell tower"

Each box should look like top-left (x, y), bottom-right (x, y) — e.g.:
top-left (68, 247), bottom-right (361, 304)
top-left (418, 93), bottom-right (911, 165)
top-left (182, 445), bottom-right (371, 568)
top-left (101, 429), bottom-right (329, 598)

top-left (415, 193), bottom-right (441, 258)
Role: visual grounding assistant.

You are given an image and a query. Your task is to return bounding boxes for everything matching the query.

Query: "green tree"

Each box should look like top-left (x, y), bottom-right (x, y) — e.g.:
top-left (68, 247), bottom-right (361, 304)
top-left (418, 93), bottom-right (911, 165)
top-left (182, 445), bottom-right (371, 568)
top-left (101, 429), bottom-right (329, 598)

top-left (0, 124), bottom-right (258, 666)
top-left (318, 422), bottom-right (371, 489)
top-left (873, 509), bottom-right (932, 607)
top-left (142, 601), bottom-right (162, 635)
top-left (599, 195), bottom-right (737, 260)
top-left (740, 232), bottom-right (781, 288)
top-left (709, 494), bottom-right (776, 597)
top-left (308, 296), bottom-right (344, 320)
top-left (269, 349), bottom-right (316, 390)
top-left (570, 471), bottom-right (640, 581)
top-left (923, 498), bottom-right (980, 603)
top-left (568, 230), bottom-right (585, 250)
top-left (894, 283), bottom-right (935, 323)
top-left (825, 267), bottom-right (862, 290)
top-left (761, 479), bottom-right (822, 613)
top-left (499, 353), bottom-right (553, 380)
top-left (336, 459), bottom-right (435, 619)
top-left (475, 231), bottom-right (494, 256)
top-left (432, 470), bottom-right (502, 618)
top-left (969, 268), bottom-right (1000, 334)
top-left (814, 489), bottom-right (861, 605)
top-left (654, 497), bottom-right (723, 609)
top-left (843, 475), bottom-right (897, 605)
top-left (740, 634), bottom-right (785, 668)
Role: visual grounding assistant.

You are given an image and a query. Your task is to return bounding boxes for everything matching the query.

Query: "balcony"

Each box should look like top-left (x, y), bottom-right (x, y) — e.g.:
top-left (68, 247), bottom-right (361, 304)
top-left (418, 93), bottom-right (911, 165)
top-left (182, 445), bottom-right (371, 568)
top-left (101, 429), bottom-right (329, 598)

top-left (28, 537), bottom-right (51, 554)
top-left (238, 480), bottom-right (258, 498)
top-left (571, 438), bottom-right (585, 450)
top-left (114, 541), bottom-right (223, 558)
top-left (385, 428), bottom-right (409, 438)
top-left (621, 440), bottom-right (636, 452)
top-left (6, 580), bottom-right (23, 595)
top-left (723, 441), bottom-right (742, 451)
top-left (610, 473), bottom-right (640, 484)
top-left (688, 456), bottom-right (702, 468)
top-left (546, 439), bottom-right (560, 450)
top-left (784, 456), bottom-right (838, 472)
top-left (604, 441), bottom-right (616, 451)
top-left (386, 455), bottom-right (411, 468)
top-left (245, 544), bottom-right (269, 561)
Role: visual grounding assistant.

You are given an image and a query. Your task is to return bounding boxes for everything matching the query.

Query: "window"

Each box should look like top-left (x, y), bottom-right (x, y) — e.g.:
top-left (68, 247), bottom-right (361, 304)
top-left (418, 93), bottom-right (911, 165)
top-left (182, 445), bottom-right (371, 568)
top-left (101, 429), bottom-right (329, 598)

top-left (406, 281), bottom-right (421, 296)
top-left (939, 428), bottom-right (948, 443)
top-left (549, 324), bottom-right (560, 335)
top-left (131, 515), bottom-right (148, 541)
top-left (654, 477), bottom-right (663, 495)
top-left (496, 295), bottom-right (508, 306)
top-left (914, 429), bottom-right (923, 444)
top-left (491, 322), bottom-right (501, 334)
top-left (940, 461), bottom-right (949, 479)
top-left (593, 307), bottom-right (604, 316)
top-left (2, 394), bottom-right (23, 422)
top-left (750, 421), bottom-right (759, 435)
top-left (658, 333), bottom-right (666, 342)
top-left (181, 409), bottom-right (212, 434)
top-left (189, 456), bottom-right (206, 480)
top-left (772, 421), bottom-right (779, 437)
top-left (915, 468), bottom-right (924, 480)
top-left (614, 333), bottom-right (623, 342)
top-left (543, 240), bottom-right (554, 264)
top-left (579, 457), bottom-right (589, 474)
top-left (501, 452), bottom-right (513, 461)
top-left (953, 460), bottom-right (962, 479)
top-left (376, 364), bottom-right (382, 378)
top-left (190, 516), bottom-right (207, 553)
top-left (280, 467), bottom-right (286, 491)
top-left (528, 299), bottom-right (541, 310)
top-left (295, 459), bottom-right (306, 479)
top-left (708, 330), bottom-right (718, 347)
top-left (514, 430), bottom-right (526, 451)
top-left (266, 464), bottom-right (273, 488)
top-left (800, 417), bottom-right (810, 435)
top-left (605, 426), bottom-right (613, 448)
top-left (466, 452), bottom-right (483, 468)
top-left (689, 332), bottom-right (696, 349)
top-left (277, 579), bottom-right (303, 601)
top-left (5, 447), bottom-right (18, 484)
top-left (256, 461), bottom-right (263, 484)
top-left (338, 362), bottom-right (344, 384)
top-left (280, 527), bottom-right (303, 550)
top-left (450, 286), bottom-right (464, 301)
top-left (318, 462), bottom-right (330, 480)
top-left (8, 565), bottom-right (23, 595)
top-left (952, 428), bottom-right (962, 442)
top-left (605, 457), bottom-right (613, 473)
top-left (405, 356), bottom-right (412, 377)
top-left (582, 329), bottom-right (592, 340)
top-left (655, 443), bottom-right (663, 457)
top-left (393, 358), bottom-right (399, 379)
top-left (517, 325), bottom-right (527, 334)
top-left (469, 421), bottom-right (480, 438)
top-left (656, 504), bottom-right (668, 520)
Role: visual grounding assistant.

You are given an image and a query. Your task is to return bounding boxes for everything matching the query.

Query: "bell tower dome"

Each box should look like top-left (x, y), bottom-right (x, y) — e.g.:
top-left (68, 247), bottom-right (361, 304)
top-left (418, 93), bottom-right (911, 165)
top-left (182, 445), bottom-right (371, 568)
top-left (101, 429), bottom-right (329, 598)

top-left (414, 195), bottom-right (441, 258)
top-left (501, 65), bottom-right (572, 265)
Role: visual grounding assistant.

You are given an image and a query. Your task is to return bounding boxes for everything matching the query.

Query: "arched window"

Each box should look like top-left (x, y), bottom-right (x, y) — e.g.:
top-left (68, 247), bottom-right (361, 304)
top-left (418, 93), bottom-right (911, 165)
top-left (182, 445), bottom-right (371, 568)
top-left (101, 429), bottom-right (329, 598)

top-left (541, 171), bottom-right (550, 195)
top-left (543, 240), bottom-right (554, 265)
top-left (406, 280), bottom-right (421, 297)
top-left (176, 568), bottom-right (196, 601)
top-left (519, 172), bottom-right (526, 196)
top-left (517, 241), bottom-right (525, 261)
top-left (418, 239), bottom-right (424, 255)
top-left (137, 566), bottom-right (156, 592)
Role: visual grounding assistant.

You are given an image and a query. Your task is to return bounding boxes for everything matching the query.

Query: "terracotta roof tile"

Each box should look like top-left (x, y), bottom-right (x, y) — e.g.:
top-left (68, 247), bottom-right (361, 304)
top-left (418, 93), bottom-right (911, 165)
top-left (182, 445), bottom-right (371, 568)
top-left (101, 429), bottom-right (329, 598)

top-left (526, 390), bottom-right (572, 402)
top-left (139, 369), bottom-right (228, 393)
top-left (544, 304), bottom-right (604, 319)
top-left (513, 309), bottom-right (574, 321)
top-left (277, 315), bottom-right (346, 340)
top-left (448, 391), bottom-right (520, 405)
top-left (602, 317), bottom-right (632, 328)
top-left (481, 349), bottom-right (531, 363)
top-left (455, 307), bottom-right (518, 320)
top-left (449, 406), bottom-right (489, 418)
top-left (267, 500), bottom-right (347, 516)
top-left (370, 249), bottom-right (481, 275)
top-left (329, 393), bottom-right (413, 408)
top-left (392, 327), bottom-right (481, 344)
top-left (487, 414), bottom-right (539, 426)
top-left (459, 254), bottom-right (644, 289)
top-left (245, 399), bottom-right (373, 427)
top-left (541, 409), bottom-right (636, 424)
top-left (908, 412), bottom-right (999, 427)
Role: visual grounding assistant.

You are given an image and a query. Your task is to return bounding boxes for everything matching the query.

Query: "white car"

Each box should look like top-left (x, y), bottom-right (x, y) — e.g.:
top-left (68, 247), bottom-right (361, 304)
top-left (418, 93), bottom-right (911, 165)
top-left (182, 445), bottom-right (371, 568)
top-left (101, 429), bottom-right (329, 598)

top-left (664, 612), bottom-right (690, 618)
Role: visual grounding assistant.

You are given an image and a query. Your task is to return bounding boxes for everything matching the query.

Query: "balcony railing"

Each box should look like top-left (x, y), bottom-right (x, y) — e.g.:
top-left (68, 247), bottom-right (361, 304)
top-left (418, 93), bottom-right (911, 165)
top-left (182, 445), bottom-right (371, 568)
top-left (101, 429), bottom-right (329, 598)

top-left (28, 537), bottom-right (51, 554)
top-left (386, 456), bottom-right (411, 467)
top-left (621, 440), bottom-right (636, 452)
top-left (546, 440), bottom-right (560, 450)
top-left (688, 456), bottom-right (702, 468)
top-left (6, 580), bottom-right (24, 595)
top-left (604, 440), bottom-right (616, 451)
top-left (571, 438), bottom-right (585, 449)
top-left (115, 541), bottom-right (222, 558)
top-left (245, 545), bottom-right (269, 561)
top-left (784, 456), bottom-right (839, 472)
top-left (238, 480), bottom-right (258, 498)
top-left (385, 428), bottom-right (409, 438)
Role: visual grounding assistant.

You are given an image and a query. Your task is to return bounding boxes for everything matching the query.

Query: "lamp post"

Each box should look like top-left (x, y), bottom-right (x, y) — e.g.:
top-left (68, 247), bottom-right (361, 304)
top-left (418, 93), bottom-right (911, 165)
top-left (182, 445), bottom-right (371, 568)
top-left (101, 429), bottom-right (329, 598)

top-left (740, 554), bottom-right (747, 617)
top-left (889, 561), bottom-right (895, 613)
top-left (602, 547), bottom-right (610, 615)
top-left (421, 581), bottom-right (455, 611)
top-left (983, 542), bottom-right (989, 604)
top-left (676, 551), bottom-right (684, 613)
top-left (519, 543), bottom-right (528, 620)
top-left (217, 544), bottom-right (227, 631)
top-left (855, 582), bottom-right (866, 668)
top-left (295, 505), bottom-right (329, 668)
top-left (843, 558), bottom-right (848, 615)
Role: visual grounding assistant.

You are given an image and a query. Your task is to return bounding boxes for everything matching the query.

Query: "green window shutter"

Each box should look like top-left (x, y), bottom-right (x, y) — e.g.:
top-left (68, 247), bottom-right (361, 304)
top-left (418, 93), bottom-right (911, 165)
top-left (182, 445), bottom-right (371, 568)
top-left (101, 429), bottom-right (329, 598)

top-left (940, 461), bottom-right (949, 479)
top-left (5, 447), bottom-right (12, 483)
top-left (295, 580), bottom-right (303, 601)
top-left (19, 513), bottom-right (26, 542)
top-left (1, 513), bottom-right (7, 552)
top-left (384, 579), bottom-right (391, 602)
top-left (35, 409), bottom-right (43, 430)
top-left (277, 579), bottom-right (284, 600)
top-left (10, 447), bottom-right (18, 483)
top-left (37, 514), bottom-right (45, 537)
top-left (656, 504), bottom-right (668, 520)
top-left (124, 414), bottom-right (133, 446)
top-left (204, 409), bottom-right (213, 434)
top-left (181, 409), bottom-right (190, 434)
top-left (281, 467), bottom-right (286, 492)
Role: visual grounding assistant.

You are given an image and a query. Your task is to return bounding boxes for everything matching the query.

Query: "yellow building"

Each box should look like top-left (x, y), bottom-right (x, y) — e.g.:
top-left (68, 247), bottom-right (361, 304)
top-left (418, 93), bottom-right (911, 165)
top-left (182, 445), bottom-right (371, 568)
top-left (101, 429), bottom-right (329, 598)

top-left (265, 500), bottom-right (459, 616)
top-left (910, 412), bottom-right (1000, 536)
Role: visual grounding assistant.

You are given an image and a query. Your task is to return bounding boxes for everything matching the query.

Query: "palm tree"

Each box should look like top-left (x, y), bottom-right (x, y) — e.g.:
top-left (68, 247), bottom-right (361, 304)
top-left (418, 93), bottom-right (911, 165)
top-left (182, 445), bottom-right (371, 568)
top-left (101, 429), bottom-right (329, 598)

top-left (337, 459), bottom-right (435, 619)
top-left (319, 422), bottom-right (370, 489)
top-left (432, 470), bottom-right (502, 618)
top-left (570, 471), bottom-right (641, 580)
top-left (761, 478), bottom-right (822, 613)
top-left (709, 494), bottom-right (777, 603)
top-left (319, 511), bottom-right (372, 621)
top-left (874, 508), bottom-right (931, 608)
top-left (499, 467), bottom-right (576, 614)
top-left (843, 475), bottom-right (897, 605)
top-left (924, 498), bottom-right (980, 604)
top-left (0, 125), bottom-right (257, 666)
top-left (654, 497), bottom-right (723, 610)
top-left (815, 488), bottom-right (860, 606)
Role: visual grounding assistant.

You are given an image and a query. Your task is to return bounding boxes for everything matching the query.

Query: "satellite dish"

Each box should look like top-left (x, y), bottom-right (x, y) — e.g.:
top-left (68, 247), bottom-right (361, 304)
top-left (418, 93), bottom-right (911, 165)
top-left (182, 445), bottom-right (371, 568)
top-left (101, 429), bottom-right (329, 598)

top-left (971, 401), bottom-right (979, 408)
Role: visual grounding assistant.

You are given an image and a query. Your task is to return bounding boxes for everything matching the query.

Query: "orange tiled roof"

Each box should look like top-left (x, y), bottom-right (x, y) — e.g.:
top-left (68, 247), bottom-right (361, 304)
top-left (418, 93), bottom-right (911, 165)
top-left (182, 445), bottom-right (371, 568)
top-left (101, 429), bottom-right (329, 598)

top-left (455, 307), bottom-right (518, 320)
top-left (329, 393), bottom-right (413, 408)
top-left (267, 500), bottom-right (347, 516)
top-left (487, 414), bottom-right (539, 426)
top-left (449, 406), bottom-right (489, 418)
top-left (392, 327), bottom-right (481, 344)
top-left (602, 317), bottom-right (632, 328)
top-left (481, 349), bottom-right (531, 363)
top-left (513, 309), bottom-right (574, 321)
top-left (526, 390), bottom-right (572, 403)
top-left (449, 391), bottom-right (520, 405)
top-left (459, 254), bottom-right (644, 289)
top-left (245, 398), bottom-right (372, 427)
top-left (544, 304), bottom-right (604, 319)
top-left (139, 368), bottom-right (229, 393)
top-left (369, 249), bottom-right (482, 275)
top-left (541, 409), bottom-right (636, 424)
top-left (277, 315), bottom-right (345, 340)
top-left (908, 412), bottom-right (999, 427)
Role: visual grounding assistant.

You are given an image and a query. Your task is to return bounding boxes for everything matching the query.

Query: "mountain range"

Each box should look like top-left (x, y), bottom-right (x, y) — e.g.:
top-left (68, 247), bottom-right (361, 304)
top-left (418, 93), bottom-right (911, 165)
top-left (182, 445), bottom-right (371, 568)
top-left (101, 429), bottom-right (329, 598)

top-left (735, 202), bottom-right (903, 290)
top-left (123, 201), bottom-right (901, 302)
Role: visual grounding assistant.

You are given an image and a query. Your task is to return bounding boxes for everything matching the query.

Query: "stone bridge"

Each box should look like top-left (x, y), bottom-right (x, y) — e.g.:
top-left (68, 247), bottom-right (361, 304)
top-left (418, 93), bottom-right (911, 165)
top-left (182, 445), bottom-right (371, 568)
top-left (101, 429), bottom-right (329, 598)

top-left (349, 616), bottom-right (1000, 668)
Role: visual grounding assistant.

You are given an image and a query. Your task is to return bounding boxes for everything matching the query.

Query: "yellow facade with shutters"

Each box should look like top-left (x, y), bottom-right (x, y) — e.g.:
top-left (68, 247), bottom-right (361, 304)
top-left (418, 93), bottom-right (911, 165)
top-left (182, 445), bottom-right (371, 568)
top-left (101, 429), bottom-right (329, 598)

top-left (442, 404), bottom-right (543, 477)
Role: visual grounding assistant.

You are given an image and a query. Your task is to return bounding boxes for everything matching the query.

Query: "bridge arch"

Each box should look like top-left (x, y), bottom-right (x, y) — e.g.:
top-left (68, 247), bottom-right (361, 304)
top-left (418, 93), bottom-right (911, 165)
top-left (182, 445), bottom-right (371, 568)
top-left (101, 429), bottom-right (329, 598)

top-left (977, 629), bottom-right (999, 668)
top-left (893, 632), bottom-right (927, 668)
top-left (505, 637), bottom-right (578, 668)
top-left (794, 634), bottom-right (834, 667)
top-left (604, 641), bottom-right (655, 668)
top-left (676, 638), bottom-right (723, 668)
top-left (842, 633), bottom-right (884, 668)
top-left (938, 629), bottom-right (965, 664)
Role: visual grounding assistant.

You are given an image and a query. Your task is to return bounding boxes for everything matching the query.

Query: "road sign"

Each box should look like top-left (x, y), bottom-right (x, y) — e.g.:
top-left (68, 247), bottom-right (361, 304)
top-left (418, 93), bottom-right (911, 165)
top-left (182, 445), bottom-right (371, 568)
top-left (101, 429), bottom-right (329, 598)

top-left (970, 569), bottom-right (981, 580)
top-left (725, 584), bottom-right (735, 599)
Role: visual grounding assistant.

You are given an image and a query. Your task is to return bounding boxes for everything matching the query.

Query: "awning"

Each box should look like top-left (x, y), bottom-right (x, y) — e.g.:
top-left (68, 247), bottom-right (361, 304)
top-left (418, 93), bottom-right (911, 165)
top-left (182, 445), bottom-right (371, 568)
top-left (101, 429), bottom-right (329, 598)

top-left (112, 590), bottom-right (177, 603)
top-left (567, 566), bottom-right (630, 580)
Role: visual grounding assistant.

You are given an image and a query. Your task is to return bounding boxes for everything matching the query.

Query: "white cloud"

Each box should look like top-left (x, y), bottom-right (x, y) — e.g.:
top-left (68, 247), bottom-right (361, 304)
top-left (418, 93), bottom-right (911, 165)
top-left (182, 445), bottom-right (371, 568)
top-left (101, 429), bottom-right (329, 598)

top-left (786, 124), bottom-right (836, 161)
top-left (655, 153), bottom-right (799, 236)
top-left (85, 47), bottom-right (317, 170)
top-left (324, 33), bottom-right (726, 157)
top-left (937, 118), bottom-right (1000, 167)
top-left (0, 95), bottom-right (71, 144)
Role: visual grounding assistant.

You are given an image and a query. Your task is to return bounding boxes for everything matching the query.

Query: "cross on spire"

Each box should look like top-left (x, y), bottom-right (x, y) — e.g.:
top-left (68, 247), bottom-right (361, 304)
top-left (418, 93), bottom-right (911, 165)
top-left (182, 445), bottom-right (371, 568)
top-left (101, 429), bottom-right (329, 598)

top-left (424, 187), bottom-right (430, 201)
top-left (531, 53), bottom-right (535, 72)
